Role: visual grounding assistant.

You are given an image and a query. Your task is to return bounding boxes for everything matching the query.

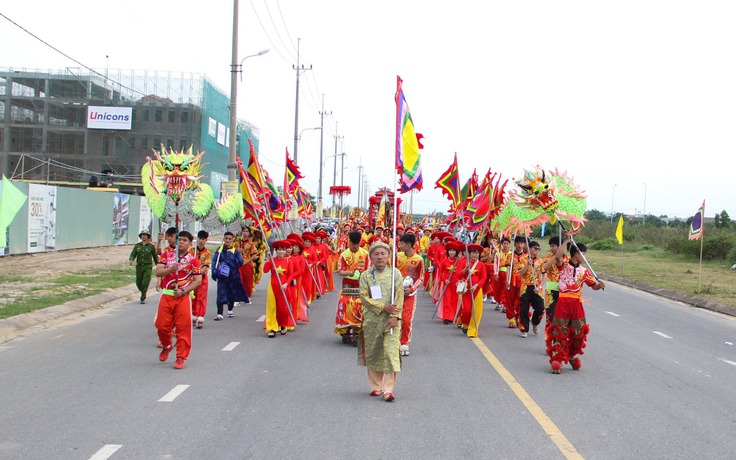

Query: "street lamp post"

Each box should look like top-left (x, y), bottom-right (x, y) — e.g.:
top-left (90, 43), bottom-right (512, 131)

top-left (227, 4), bottom-right (268, 181)
top-left (611, 183), bottom-right (617, 223)
top-left (642, 182), bottom-right (647, 222)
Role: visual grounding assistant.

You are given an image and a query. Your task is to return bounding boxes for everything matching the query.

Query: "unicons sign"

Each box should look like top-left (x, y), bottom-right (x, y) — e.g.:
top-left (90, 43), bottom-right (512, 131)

top-left (87, 106), bottom-right (133, 130)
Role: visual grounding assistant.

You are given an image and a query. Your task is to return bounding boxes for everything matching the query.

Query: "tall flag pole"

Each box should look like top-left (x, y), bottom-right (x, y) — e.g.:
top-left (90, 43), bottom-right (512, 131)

top-left (616, 213), bottom-right (625, 275)
top-left (689, 200), bottom-right (705, 293)
top-left (395, 76), bottom-right (424, 194)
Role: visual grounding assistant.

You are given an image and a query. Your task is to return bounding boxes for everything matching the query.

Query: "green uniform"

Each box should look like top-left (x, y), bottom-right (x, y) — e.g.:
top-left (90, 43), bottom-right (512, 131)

top-left (130, 242), bottom-right (158, 300)
top-left (358, 266), bottom-right (404, 373)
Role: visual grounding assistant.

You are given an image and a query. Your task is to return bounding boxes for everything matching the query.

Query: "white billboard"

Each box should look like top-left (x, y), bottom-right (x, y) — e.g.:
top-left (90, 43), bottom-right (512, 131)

top-left (87, 106), bottom-right (133, 130)
top-left (27, 184), bottom-right (57, 252)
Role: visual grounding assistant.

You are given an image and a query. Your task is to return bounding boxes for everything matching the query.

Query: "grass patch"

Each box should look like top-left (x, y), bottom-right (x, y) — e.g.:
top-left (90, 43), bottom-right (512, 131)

top-left (0, 264), bottom-right (135, 320)
top-left (588, 248), bottom-right (736, 308)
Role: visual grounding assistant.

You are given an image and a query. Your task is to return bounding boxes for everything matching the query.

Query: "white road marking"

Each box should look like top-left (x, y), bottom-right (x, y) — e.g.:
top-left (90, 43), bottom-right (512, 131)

top-left (652, 331), bottom-right (673, 339)
top-left (222, 342), bottom-right (240, 351)
top-left (256, 315), bottom-right (265, 322)
top-left (54, 335), bottom-right (64, 339)
top-left (88, 444), bottom-right (122, 460)
top-left (719, 358), bottom-right (736, 367)
top-left (726, 342), bottom-right (733, 346)
top-left (158, 384), bottom-right (190, 402)
top-left (605, 311), bottom-right (620, 317)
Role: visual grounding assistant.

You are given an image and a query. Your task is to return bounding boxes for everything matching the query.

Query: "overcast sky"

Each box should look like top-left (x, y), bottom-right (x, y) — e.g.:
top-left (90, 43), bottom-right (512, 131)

top-left (3, 1), bottom-right (735, 219)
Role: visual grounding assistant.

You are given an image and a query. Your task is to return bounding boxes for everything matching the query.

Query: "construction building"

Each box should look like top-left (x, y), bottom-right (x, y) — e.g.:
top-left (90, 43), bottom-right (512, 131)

top-left (0, 67), bottom-right (259, 194)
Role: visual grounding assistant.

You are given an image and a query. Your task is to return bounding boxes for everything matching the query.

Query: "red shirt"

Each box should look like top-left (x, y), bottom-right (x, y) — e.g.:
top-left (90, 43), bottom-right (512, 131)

top-left (158, 250), bottom-right (201, 291)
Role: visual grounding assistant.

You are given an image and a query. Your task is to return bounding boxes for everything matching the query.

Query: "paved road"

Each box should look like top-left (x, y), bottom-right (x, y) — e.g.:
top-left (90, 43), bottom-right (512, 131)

top-left (0, 276), bottom-right (734, 459)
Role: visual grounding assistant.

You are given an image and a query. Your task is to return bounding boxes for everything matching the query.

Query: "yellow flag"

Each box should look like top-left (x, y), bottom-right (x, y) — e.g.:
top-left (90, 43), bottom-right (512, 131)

top-left (615, 215), bottom-right (624, 244)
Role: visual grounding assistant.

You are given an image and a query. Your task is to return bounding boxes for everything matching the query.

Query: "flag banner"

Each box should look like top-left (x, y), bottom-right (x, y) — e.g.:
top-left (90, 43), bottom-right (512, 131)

top-left (237, 157), bottom-right (263, 222)
top-left (284, 149), bottom-right (304, 198)
top-left (395, 76), bottom-right (424, 193)
top-left (0, 176), bottom-right (28, 248)
top-left (434, 153), bottom-right (460, 211)
top-left (689, 200), bottom-right (705, 240)
top-left (246, 138), bottom-right (268, 196)
top-left (616, 214), bottom-right (624, 244)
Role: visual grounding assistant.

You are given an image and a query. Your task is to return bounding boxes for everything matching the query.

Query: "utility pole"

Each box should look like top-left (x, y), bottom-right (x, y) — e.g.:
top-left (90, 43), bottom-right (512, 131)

top-left (339, 147), bottom-right (347, 211)
top-left (357, 162), bottom-right (363, 209)
top-left (227, 0), bottom-right (239, 181)
top-left (318, 94), bottom-right (331, 216)
top-left (292, 38), bottom-right (312, 164)
top-left (332, 122), bottom-right (342, 207)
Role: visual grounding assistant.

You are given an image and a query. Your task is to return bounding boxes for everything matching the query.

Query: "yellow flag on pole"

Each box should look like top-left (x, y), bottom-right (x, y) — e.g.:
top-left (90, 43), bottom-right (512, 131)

top-left (615, 214), bottom-right (624, 244)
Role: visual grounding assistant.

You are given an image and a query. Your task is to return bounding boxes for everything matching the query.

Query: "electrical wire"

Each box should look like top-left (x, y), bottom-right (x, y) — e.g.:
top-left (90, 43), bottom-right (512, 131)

top-left (262, 0), bottom-right (297, 62)
top-left (248, 0), bottom-right (294, 66)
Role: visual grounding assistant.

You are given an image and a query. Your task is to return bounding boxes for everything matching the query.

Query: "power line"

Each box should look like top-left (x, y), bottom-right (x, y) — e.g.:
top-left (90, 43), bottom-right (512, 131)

top-left (248, 0), bottom-right (293, 65)
top-left (0, 12), bottom-right (149, 99)
top-left (275, 0), bottom-right (299, 56)
top-left (262, 0), bottom-right (297, 62)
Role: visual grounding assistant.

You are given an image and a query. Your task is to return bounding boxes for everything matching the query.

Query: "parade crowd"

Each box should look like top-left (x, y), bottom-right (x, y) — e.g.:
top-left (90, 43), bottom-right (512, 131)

top-left (129, 219), bottom-right (604, 398)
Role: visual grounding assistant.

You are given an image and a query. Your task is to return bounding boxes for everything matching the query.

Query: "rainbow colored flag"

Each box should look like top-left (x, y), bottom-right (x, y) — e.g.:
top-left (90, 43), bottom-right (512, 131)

top-left (689, 200), bottom-right (705, 240)
top-left (284, 149), bottom-right (303, 199)
top-left (395, 76), bottom-right (424, 193)
top-left (236, 156), bottom-right (263, 222)
top-left (434, 153), bottom-right (460, 211)
top-left (246, 138), bottom-right (268, 197)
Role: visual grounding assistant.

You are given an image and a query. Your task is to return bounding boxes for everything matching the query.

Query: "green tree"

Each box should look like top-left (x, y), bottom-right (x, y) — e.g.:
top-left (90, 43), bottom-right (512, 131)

top-left (719, 210), bottom-right (732, 229)
top-left (584, 209), bottom-right (608, 221)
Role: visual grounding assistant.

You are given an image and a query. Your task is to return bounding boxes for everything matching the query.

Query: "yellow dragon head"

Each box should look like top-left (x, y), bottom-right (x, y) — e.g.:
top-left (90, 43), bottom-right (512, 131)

top-left (153, 145), bottom-right (205, 201)
top-left (515, 165), bottom-right (559, 214)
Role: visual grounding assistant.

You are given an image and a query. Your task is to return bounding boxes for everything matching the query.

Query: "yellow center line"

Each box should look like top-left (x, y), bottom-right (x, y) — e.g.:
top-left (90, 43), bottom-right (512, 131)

top-left (470, 337), bottom-right (584, 460)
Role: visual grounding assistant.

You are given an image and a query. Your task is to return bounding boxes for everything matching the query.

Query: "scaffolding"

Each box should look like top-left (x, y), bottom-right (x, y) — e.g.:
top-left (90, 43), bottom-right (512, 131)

top-left (0, 67), bottom-right (258, 190)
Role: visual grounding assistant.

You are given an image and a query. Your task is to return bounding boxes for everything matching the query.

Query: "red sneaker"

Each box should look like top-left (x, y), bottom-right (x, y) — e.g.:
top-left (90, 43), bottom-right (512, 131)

top-left (174, 357), bottom-right (185, 369)
top-left (159, 345), bottom-right (172, 362)
top-left (383, 392), bottom-right (396, 402)
top-left (369, 389), bottom-right (383, 397)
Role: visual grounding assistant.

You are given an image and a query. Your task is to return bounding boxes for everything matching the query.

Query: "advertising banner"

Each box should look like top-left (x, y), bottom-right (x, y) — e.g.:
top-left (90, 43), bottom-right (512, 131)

top-left (87, 106), bottom-right (133, 130)
top-left (27, 184), bottom-right (57, 253)
top-left (139, 199), bottom-right (153, 236)
top-left (112, 193), bottom-right (130, 245)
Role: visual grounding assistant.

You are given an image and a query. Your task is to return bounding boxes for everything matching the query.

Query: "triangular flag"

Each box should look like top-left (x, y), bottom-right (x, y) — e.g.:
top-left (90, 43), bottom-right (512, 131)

top-left (0, 176), bottom-right (28, 247)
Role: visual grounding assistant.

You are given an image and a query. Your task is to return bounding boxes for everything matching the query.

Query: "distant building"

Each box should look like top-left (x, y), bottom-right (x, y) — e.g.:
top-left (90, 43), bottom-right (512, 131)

top-left (0, 67), bottom-right (258, 195)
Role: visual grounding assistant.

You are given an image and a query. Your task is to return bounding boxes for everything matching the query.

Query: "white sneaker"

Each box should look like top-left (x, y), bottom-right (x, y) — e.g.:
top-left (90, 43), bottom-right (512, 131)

top-left (400, 344), bottom-right (410, 356)
top-left (196, 317), bottom-right (204, 329)
top-left (521, 332), bottom-right (528, 338)
top-left (533, 325), bottom-right (539, 335)
top-left (214, 314), bottom-right (223, 321)
top-left (227, 311), bottom-right (234, 318)
top-left (482, 295), bottom-right (487, 302)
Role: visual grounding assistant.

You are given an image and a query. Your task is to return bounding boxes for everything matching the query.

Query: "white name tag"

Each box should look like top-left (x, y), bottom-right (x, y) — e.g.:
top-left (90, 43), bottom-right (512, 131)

top-left (370, 285), bottom-right (383, 300)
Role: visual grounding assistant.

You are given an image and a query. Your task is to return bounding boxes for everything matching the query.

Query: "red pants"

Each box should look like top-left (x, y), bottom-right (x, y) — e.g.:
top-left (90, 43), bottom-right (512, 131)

top-left (546, 296), bottom-right (589, 365)
top-left (155, 294), bottom-right (193, 360)
top-left (400, 296), bottom-right (417, 345)
top-left (239, 262), bottom-right (254, 297)
top-left (191, 277), bottom-right (208, 318)
top-left (504, 275), bottom-right (521, 320)
top-left (493, 272), bottom-right (507, 306)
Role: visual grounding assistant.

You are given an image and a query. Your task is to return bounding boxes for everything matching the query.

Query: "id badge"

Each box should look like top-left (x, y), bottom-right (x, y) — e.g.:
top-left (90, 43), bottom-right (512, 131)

top-left (370, 285), bottom-right (383, 300)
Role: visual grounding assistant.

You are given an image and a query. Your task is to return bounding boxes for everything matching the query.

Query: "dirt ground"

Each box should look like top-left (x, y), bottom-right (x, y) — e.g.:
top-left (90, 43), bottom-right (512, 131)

top-left (0, 245), bottom-right (132, 277)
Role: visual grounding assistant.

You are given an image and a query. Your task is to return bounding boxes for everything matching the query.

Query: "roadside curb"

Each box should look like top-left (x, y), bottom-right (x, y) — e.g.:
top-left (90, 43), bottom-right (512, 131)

top-left (598, 273), bottom-right (736, 318)
top-left (0, 284), bottom-right (140, 345)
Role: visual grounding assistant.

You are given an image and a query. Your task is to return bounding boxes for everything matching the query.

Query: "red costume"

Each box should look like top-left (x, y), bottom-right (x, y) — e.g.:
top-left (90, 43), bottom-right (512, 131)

top-left (155, 249), bottom-right (201, 364)
top-left (546, 261), bottom-right (597, 372)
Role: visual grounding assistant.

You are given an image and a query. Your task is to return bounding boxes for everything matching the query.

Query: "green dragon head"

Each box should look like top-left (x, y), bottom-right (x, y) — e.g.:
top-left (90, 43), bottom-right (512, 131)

top-left (153, 145), bottom-right (205, 202)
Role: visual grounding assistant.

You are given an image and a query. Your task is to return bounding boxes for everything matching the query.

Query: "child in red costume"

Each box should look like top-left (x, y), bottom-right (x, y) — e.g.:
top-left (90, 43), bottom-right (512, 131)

top-left (545, 233), bottom-right (605, 374)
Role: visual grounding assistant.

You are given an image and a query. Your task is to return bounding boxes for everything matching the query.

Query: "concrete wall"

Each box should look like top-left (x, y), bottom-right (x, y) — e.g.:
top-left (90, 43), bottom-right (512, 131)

top-left (2, 181), bottom-right (195, 255)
